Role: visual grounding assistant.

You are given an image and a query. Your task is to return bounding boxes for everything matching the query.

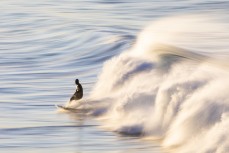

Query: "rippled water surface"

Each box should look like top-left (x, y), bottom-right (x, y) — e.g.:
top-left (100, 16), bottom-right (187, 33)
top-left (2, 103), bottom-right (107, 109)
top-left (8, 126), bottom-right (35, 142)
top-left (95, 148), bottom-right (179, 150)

top-left (1, 1), bottom-right (229, 153)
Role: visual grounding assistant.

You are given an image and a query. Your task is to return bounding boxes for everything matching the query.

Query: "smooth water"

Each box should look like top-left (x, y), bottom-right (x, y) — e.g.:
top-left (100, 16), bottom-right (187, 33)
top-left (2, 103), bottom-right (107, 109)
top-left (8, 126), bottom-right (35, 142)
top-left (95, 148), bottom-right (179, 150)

top-left (1, 1), bottom-right (229, 153)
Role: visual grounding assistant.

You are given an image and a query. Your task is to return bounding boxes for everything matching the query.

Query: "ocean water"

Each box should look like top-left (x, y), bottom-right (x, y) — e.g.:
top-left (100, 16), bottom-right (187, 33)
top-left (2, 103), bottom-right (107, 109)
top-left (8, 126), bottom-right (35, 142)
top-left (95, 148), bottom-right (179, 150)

top-left (1, 1), bottom-right (229, 153)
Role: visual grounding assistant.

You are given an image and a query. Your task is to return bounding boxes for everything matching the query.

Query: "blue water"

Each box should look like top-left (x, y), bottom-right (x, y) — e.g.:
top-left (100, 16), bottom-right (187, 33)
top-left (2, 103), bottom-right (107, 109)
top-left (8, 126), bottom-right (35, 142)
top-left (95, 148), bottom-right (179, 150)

top-left (1, 1), bottom-right (229, 153)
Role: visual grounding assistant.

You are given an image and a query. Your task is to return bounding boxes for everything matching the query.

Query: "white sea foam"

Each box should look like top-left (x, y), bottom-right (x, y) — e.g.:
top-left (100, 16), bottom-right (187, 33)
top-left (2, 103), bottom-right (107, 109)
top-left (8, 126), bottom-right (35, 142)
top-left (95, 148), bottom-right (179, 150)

top-left (72, 15), bottom-right (229, 153)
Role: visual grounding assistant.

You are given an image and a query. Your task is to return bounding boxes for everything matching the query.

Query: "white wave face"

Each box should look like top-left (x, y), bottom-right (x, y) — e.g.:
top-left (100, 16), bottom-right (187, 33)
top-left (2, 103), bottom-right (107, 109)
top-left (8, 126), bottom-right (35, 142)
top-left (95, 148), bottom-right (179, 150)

top-left (72, 15), bottom-right (229, 153)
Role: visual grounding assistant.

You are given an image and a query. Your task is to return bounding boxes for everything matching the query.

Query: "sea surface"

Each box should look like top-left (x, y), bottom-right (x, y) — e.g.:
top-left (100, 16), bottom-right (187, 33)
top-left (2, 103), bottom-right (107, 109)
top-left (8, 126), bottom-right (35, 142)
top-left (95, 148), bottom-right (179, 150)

top-left (1, 1), bottom-right (229, 153)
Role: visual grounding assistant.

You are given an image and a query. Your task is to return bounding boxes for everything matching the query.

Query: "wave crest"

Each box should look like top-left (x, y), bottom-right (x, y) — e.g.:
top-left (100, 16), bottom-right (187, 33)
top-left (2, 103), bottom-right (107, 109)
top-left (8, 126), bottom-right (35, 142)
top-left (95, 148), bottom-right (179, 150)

top-left (71, 15), bottom-right (229, 153)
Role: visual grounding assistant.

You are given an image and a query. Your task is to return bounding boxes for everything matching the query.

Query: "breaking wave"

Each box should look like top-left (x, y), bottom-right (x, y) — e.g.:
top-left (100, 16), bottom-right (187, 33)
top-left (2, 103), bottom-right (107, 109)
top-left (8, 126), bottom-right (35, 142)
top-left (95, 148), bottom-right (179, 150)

top-left (68, 15), bottom-right (229, 153)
